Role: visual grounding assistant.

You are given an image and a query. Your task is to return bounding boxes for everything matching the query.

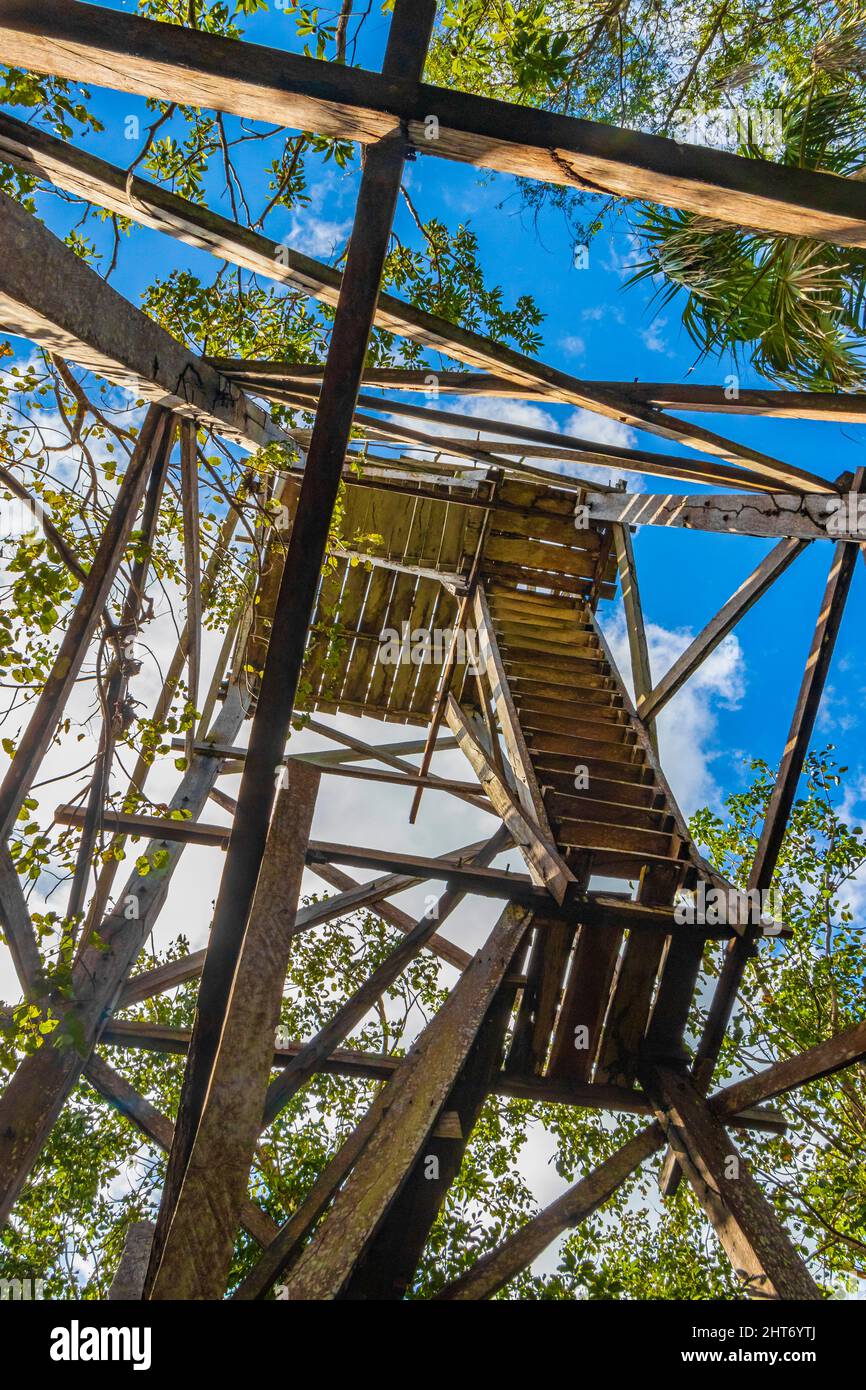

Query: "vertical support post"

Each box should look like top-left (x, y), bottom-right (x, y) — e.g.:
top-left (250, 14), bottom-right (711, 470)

top-left (148, 764), bottom-right (319, 1299)
top-left (642, 1065), bottom-right (820, 1300)
top-left (180, 418), bottom-right (202, 767)
top-left (108, 1221), bottom-right (156, 1301)
top-left (147, 0), bottom-right (438, 1281)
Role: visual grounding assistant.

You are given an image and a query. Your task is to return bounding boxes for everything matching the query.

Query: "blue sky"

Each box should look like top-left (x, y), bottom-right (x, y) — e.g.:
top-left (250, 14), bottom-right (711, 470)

top-left (7, 0), bottom-right (866, 827)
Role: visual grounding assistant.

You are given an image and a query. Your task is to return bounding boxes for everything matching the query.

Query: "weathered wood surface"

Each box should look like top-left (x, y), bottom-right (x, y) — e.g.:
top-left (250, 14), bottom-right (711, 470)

top-left (445, 696), bottom-right (574, 904)
top-left (148, 767), bottom-right (319, 1300)
top-left (84, 1055), bottom-right (279, 1248)
top-left (108, 1221), bottom-right (156, 1301)
top-left (6, 2), bottom-right (866, 247)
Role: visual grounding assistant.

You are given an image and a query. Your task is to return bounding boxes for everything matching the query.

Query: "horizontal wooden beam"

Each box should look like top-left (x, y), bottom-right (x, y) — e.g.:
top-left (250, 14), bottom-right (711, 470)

top-left (0, 190), bottom-right (281, 454)
top-left (589, 491), bottom-right (864, 540)
top-left (587, 382), bottom-right (866, 422)
top-left (236, 372), bottom-right (830, 495)
top-left (0, 105), bottom-right (824, 487)
top-left (6, 1), bottom-right (866, 247)
top-left (206, 362), bottom-right (866, 421)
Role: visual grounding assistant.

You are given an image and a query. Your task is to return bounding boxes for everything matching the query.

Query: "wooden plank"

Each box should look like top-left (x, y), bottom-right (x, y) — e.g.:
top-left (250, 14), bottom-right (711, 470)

top-left (148, 767), bottom-right (319, 1299)
top-left (596, 861), bottom-right (684, 1085)
top-left (547, 922), bottom-right (623, 1083)
top-left (642, 1065), bottom-right (820, 1299)
top-left (0, 189), bottom-right (281, 453)
top-left (275, 904), bottom-right (531, 1299)
top-left (591, 491), bottom-right (859, 540)
top-left (9, 4), bottom-right (866, 246)
top-left (0, 407), bottom-right (169, 845)
top-left (445, 696), bottom-right (574, 904)
top-left (639, 538), bottom-right (807, 724)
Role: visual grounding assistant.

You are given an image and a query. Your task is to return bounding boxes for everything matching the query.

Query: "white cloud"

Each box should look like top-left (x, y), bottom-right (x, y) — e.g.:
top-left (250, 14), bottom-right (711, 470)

top-left (559, 333), bottom-right (586, 359)
top-left (640, 315), bottom-right (670, 354)
top-left (602, 606), bottom-right (745, 815)
top-left (581, 304), bottom-right (624, 324)
top-left (285, 214), bottom-right (351, 260)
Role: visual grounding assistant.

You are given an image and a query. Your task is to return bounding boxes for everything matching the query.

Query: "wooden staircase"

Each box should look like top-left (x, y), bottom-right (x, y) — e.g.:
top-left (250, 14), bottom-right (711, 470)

top-left (484, 582), bottom-right (704, 1088)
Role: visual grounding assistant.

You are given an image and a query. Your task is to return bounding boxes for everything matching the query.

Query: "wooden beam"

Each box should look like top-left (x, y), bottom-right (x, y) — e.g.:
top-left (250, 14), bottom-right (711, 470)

top-left (436, 1124), bottom-right (664, 1299)
top-left (579, 382), bottom-right (866, 422)
top-left (214, 366), bottom-right (866, 421)
top-left (709, 1017), bottom-right (866, 1118)
top-left (445, 695), bottom-right (574, 903)
top-left (612, 522), bottom-right (657, 758)
top-left (98, 1021), bottom-right (785, 1131)
top-left (343, 970), bottom-right (522, 1299)
top-left (638, 538), bottom-right (807, 724)
top-left (108, 1221), bottom-right (156, 1301)
top-left (308, 860), bottom-right (473, 972)
top-left (275, 904), bottom-right (531, 1299)
top-left (7, 1), bottom-right (866, 247)
top-left (148, 766), bottom-right (319, 1299)
top-left (0, 407), bottom-right (169, 846)
top-left (590, 491), bottom-right (863, 540)
top-left (0, 189), bottom-right (281, 454)
top-left (642, 1064), bottom-right (820, 1299)
top-left (179, 421), bottom-right (201, 768)
top-left (658, 514), bottom-right (863, 1200)
top-left (348, 391), bottom-right (828, 495)
top-left (260, 829), bottom-right (510, 1129)
top-left (152, 0), bottom-right (438, 1261)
